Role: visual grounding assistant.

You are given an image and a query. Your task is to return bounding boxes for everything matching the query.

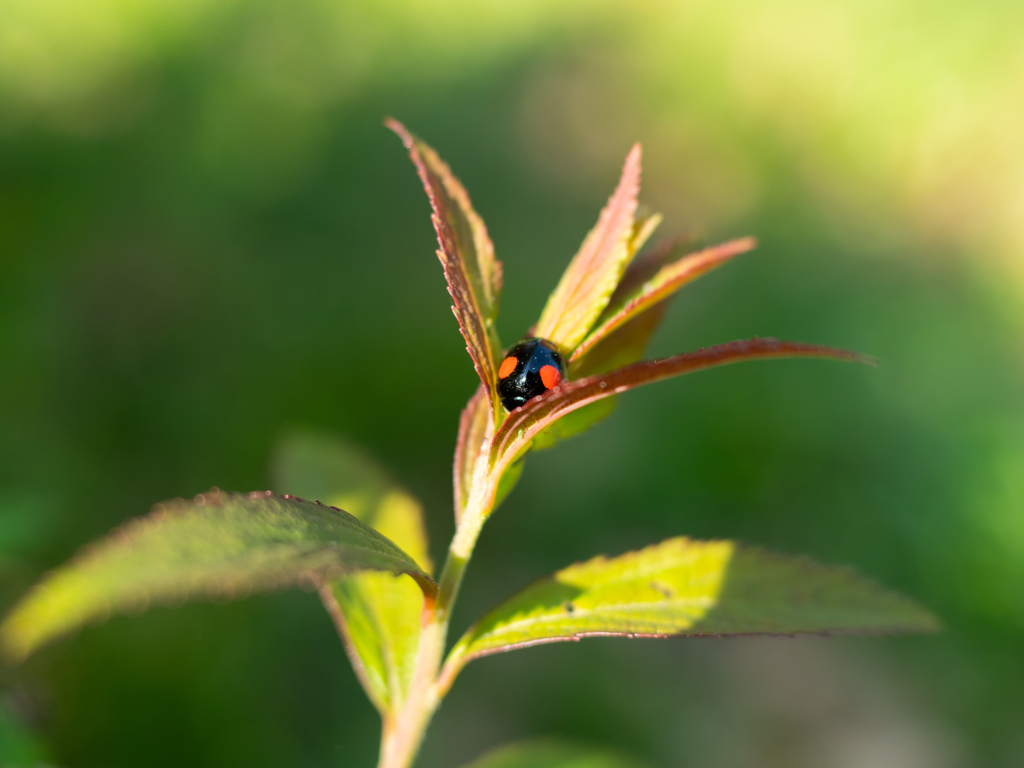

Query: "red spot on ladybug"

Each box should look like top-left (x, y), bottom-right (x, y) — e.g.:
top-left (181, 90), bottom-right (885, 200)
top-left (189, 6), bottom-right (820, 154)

top-left (497, 338), bottom-right (568, 411)
top-left (539, 364), bottom-right (561, 389)
top-left (498, 356), bottom-right (518, 379)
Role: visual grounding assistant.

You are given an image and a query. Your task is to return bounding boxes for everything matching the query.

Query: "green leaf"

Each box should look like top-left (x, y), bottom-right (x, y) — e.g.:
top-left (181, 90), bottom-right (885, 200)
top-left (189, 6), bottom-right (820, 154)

top-left (444, 538), bottom-right (938, 675)
top-left (388, 119), bottom-right (504, 418)
top-left (0, 490), bottom-right (435, 662)
top-left (271, 430), bottom-right (432, 714)
top-left (534, 145), bottom-right (642, 356)
top-left (490, 339), bottom-right (871, 474)
top-left (461, 740), bottom-right (646, 768)
top-left (572, 236), bottom-right (757, 366)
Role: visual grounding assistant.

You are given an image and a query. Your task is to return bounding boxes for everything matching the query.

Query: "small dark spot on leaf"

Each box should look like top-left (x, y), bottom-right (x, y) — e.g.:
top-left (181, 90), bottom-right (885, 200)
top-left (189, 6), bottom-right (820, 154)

top-left (649, 581), bottom-right (674, 598)
top-left (563, 602), bottom-right (575, 613)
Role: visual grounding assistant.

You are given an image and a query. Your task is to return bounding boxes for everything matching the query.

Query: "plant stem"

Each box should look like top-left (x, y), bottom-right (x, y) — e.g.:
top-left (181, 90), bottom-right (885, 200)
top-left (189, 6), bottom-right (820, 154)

top-left (375, 472), bottom-right (493, 768)
top-left (375, 620), bottom-right (445, 768)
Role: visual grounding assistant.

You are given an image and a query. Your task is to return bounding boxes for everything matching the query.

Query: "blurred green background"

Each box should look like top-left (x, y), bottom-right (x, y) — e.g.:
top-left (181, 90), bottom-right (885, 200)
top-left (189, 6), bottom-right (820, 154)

top-left (1, 0), bottom-right (1023, 766)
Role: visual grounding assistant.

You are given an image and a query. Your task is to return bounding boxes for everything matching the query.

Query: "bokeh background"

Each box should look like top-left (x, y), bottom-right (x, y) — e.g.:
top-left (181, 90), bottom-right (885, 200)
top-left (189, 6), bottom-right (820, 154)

top-left (1, 0), bottom-right (1023, 766)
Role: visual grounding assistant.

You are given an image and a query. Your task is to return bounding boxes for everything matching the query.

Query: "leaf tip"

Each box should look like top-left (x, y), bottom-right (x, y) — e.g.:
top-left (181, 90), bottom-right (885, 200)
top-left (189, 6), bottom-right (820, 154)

top-left (908, 608), bottom-right (943, 634)
top-left (825, 346), bottom-right (878, 368)
top-left (384, 117), bottom-right (412, 144)
top-left (623, 142), bottom-right (643, 188)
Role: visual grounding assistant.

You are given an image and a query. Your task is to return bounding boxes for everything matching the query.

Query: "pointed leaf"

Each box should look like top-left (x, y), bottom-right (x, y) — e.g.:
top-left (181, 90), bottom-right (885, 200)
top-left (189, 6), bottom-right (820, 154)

top-left (461, 740), bottom-right (646, 768)
top-left (454, 385), bottom-right (492, 524)
top-left (534, 145), bottom-right (642, 355)
top-left (529, 216), bottom-right (668, 451)
top-left (607, 232), bottom-right (700, 307)
top-left (272, 431), bottom-right (431, 713)
top-left (624, 210), bottom-right (663, 268)
top-left (572, 237), bottom-right (757, 365)
top-left (0, 490), bottom-right (435, 662)
top-left (443, 538), bottom-right (937, 675)
top-left (490, 339), bottom-right (871, 474)
top-left (569, 232), bottom-right (703, 380)
top-left (388, 119), bottom-right (503, 416)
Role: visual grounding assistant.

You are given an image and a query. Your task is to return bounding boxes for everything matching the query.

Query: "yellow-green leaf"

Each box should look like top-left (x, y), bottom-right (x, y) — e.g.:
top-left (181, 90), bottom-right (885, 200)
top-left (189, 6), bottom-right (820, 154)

top-left (443, 538), bottom-right (937, 676)
top-left (0, 490), bottom-right (434, 663)
top-left (461, 740), bottom-right (646, 768)
top-left (534, 145), bottom-right (642, 355)
top-left (271, 431), bottom-right (432, 714)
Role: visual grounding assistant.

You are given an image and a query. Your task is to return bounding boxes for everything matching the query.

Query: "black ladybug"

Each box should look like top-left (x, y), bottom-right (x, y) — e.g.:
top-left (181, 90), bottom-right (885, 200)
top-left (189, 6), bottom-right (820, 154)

top-left (497, 338), bottom-right (568, 411)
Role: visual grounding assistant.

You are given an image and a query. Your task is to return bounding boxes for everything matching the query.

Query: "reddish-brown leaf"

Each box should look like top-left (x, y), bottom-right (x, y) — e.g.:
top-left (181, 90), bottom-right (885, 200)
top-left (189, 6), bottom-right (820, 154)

top-left (606, 231), bottom-right (701, 304)
top-left (572, 237), bottom-right (757, 365)
top-left (490, 339), bottom-right (871, 468)
top-left (387, 119), bottom-right (503, 414)
top-left (534, 144), bottom-right (642, 355)
top-left (454, 384), bottom-right (491, 523)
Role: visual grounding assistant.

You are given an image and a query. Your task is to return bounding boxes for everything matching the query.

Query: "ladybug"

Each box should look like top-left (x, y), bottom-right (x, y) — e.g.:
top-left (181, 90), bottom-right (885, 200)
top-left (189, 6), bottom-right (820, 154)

top-left (497, 338), bottom-right (568, 411)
